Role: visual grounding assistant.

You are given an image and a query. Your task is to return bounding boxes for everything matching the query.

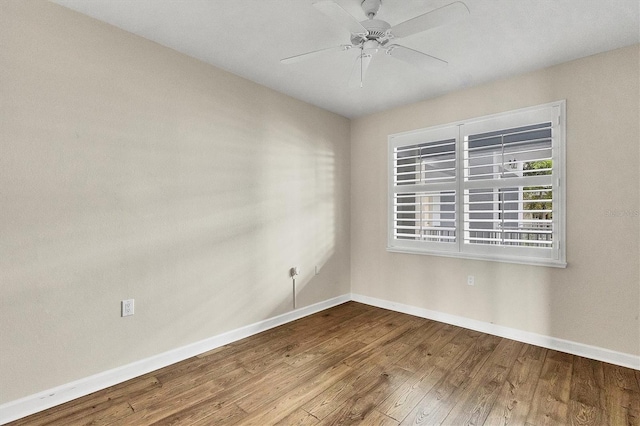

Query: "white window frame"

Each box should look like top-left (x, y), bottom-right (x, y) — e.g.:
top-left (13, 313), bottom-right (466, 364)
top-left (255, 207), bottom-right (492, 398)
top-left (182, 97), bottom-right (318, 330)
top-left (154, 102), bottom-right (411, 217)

top-left (387, 101), bottom-right (567, 268)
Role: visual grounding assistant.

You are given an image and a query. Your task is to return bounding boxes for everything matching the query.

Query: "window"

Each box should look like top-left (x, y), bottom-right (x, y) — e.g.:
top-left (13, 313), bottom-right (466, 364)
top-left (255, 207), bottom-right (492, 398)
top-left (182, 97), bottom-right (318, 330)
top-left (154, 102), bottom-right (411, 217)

top-left (388, 101), bottom-right (566, 267)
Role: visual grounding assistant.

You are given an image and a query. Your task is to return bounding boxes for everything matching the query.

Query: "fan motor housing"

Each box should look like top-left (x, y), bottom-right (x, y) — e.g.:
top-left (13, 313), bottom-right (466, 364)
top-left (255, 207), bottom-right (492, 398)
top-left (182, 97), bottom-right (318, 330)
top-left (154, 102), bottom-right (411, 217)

top-left (362, 19), bottom-right (391, 40)
top-left (351, 19), bottom-right (390, 45)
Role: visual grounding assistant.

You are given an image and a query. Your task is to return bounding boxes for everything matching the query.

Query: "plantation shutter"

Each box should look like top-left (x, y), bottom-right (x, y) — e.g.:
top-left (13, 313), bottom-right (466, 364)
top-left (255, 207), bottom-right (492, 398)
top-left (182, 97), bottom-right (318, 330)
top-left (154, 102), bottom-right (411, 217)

top-left (388, 101), bottom-right (565, 267)
top-left (389, 125), bottom-right (459, 252)
top-left (460, 106), bottom-right (562, 261)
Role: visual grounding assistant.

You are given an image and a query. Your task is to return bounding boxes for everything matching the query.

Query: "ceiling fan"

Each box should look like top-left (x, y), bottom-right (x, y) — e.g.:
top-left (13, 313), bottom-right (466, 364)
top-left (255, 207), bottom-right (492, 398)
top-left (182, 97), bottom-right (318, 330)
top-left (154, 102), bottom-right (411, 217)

top-left (281, 0), bottom-right (470, 87)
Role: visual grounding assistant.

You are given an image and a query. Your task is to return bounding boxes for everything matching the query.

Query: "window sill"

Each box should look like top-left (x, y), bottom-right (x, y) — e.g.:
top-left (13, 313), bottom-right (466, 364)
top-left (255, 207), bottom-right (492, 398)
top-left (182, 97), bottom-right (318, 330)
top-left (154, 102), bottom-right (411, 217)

top-left (386, 246), bottom-right (567, 268)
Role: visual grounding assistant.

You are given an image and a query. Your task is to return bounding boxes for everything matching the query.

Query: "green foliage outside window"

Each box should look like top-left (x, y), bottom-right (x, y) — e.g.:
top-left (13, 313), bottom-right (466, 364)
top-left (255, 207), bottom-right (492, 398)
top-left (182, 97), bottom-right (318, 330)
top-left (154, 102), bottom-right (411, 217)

top-left (523, 160), bottom-right (552, 220)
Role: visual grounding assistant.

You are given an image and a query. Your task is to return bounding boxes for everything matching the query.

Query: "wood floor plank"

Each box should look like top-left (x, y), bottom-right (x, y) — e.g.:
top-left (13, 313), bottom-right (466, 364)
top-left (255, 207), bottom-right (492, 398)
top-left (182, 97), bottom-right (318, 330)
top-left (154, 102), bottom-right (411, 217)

top-left (8, 303), bottom-right (639, 426)
top-left (283, 310), bottom-right (397, 369)
top-left (114, 366), bottom-right (252, 425)
top-left (237, 304), bottom-right (392, 375)
top-left (359, 410), bottom-right (400, 426)
top-left (302, 358), bottom-right (400, 420)
top-left (483, 344), bottom-right (547, 426)
top-left (603, 363), bottom-right (640, 426)
top-left (126, 364), bottom-right (249, 415)
top-left (524, 350), bottom-right (573, 426)
top-left (339, 313), bottom-right (402, 347)
top-left (342, 315), bottom-right (428, 370)
top-left (273, 409), bottom-right (320, 425)
top-left (570, 356), bottom-right (605, 407)
top-left (237, 363), bottom-right (354, 425)
top-left (175, 402), bottom-right (248, 426)
top-left (568, 356), bottom-right (607, 426)
top-left (378, 327), bottom-right (475, 422)
top-left (398, 333), bottom-right (501, 425)
top-left (25, 401), bottom-right (134, 426)
top-left (317, 365), bottom-right (413, 425)
top-left (209, 312), bottom-right (354, 377)
top-left (393, 322), bottom-right (459, 373)
top-left (321, 310), bottom-right (401, 349)
top-left (8, 375), bottom-right (160, 426)
top-left (302, 315), bottom-right (426, 422)
top-left (233, 341), bottom-right (366, 421)
top-left (440, 339), bottom-right (524, 426)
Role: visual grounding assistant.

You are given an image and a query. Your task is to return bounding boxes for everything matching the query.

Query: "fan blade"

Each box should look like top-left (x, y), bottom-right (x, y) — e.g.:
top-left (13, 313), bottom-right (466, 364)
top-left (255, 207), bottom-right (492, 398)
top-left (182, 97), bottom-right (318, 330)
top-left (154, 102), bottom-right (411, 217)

top-left (390, 1), bottom-right (470, 39)
top-left (313, 0), bottom-right (368, 36)
top-left (281, 44), bottom-right (352, 64)
top-left (386, 44), bottom-right (447, 70)
top-left (349, 53), bottom-right (373, 88)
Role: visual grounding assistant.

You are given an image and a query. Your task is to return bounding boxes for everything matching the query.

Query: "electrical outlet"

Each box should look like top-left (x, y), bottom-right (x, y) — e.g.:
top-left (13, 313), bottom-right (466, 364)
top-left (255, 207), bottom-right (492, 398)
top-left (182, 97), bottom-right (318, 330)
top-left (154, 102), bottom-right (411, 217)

top-left (121, 299), bottom-right (134, 317)
top-left (315, 265), bottom-right (319, 275)
top-left (467, 275), bottom-right (475, 286)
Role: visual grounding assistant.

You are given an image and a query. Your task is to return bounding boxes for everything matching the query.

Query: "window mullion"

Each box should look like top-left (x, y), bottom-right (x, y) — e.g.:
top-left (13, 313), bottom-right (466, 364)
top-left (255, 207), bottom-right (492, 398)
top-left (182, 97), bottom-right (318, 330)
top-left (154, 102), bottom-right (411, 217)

top-left (456, 124), bottom-right (464, 254)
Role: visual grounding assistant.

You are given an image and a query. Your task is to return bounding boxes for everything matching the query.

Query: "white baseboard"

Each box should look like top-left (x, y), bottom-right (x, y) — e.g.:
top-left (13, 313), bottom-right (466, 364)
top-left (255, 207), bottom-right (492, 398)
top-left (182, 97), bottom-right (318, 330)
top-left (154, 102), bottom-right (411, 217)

top-left (0, 294), bottom-right (351, 426)
top-left (351, 293), bottom-right (640, 371)
top-left (3, 292), bottom-right (639, 425)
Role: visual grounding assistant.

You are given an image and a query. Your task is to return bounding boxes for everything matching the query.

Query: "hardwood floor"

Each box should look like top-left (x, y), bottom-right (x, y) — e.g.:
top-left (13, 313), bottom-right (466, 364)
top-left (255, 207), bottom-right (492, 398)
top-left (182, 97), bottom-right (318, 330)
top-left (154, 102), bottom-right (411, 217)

top-left (8, 302), bottom-right (640, 425)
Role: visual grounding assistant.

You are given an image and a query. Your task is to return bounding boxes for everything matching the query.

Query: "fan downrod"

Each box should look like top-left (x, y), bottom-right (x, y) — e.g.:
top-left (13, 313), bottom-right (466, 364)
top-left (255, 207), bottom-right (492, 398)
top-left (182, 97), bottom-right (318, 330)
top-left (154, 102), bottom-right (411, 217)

top-left (361, 0), bottom-right (381, 19)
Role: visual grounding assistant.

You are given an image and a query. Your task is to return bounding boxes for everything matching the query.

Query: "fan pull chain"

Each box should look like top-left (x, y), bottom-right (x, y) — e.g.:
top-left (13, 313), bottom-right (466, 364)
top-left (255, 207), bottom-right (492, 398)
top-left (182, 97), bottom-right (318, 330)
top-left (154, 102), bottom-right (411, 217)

top-left (360, 53), bottom-right (364, 88)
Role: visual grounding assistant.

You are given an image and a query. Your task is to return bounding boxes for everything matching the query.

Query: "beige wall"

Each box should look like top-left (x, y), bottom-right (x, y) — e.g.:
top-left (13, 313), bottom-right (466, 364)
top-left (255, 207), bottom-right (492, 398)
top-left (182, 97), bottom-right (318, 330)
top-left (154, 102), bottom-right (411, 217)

top-left (0, 1), bottom-right (351, 403)
top-left (351, 44), bottom-right (640, 357)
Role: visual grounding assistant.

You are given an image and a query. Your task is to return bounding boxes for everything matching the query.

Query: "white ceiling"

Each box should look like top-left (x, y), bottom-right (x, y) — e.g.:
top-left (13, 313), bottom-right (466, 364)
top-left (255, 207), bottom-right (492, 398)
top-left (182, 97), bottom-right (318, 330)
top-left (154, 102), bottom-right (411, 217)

top-left (52, 0), bottom-right (639, 118)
